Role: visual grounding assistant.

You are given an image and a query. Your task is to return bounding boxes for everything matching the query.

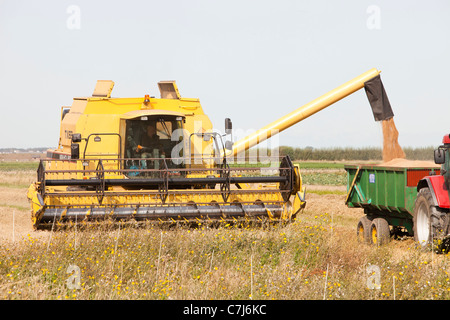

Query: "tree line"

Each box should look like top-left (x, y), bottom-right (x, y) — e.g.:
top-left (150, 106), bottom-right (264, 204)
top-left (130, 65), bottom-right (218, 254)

top-left (277, 146), bottom-right (436, 161)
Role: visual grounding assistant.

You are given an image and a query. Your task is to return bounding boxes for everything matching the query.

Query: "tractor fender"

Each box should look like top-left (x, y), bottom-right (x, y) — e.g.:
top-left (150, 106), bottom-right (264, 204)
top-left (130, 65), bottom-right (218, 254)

top-left (417, 176), bottom-right (450, 209)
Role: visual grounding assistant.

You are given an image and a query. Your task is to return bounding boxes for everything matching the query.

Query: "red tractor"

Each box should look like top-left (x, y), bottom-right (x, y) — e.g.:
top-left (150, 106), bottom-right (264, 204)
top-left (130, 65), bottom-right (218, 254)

top-left (414, 134), bottom-right (450, 251)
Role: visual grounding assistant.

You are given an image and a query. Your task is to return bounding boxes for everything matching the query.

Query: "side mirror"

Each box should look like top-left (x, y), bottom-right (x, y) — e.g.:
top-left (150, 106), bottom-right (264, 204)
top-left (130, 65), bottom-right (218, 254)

top-left (434, 148), bottom-right (445, 165)
top-left (71, 143), bottom-right (80, 159)
top-left (225, 118), bottom-right (232, 135)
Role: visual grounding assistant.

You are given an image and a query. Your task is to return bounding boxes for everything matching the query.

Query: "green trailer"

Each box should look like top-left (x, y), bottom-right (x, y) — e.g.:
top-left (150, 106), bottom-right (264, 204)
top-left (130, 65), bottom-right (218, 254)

top-left (344, 162), bottom-right (440, 245)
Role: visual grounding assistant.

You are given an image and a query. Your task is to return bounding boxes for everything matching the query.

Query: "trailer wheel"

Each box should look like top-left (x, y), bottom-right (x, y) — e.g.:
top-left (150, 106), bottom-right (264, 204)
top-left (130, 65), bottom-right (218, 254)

top-left (413, 187), bottom-right (447, 252)
top-left (370, 218), bottom-right (390, 246)
top-left (357, 215), bottom-right (372, 244)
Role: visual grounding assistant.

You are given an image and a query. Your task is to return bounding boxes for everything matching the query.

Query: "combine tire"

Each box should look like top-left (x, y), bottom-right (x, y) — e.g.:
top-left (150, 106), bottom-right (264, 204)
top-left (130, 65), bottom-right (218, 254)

top-left (370, 218), bottom-right (390, 246)
top-left (413, 188), bottom-right (447, 252)
top-left (357, 215), bottom-right (372, 244)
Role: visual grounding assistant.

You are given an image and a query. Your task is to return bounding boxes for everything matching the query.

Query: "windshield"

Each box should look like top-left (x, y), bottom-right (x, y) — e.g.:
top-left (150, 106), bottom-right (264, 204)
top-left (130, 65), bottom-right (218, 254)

top-left (125, 115), bottom-right (184, 160)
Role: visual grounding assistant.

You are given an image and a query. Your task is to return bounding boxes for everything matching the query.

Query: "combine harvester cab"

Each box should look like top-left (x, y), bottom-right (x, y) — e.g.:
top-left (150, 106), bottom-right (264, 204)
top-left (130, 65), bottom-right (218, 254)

top-left (27, 80), bottom-right (305, 229)
top-left (27, 68), bottom-right (387, 229)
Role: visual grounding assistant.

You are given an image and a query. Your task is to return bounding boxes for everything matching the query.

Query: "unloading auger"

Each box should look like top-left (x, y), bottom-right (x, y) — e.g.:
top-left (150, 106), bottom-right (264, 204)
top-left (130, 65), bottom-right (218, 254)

top-left (27, 68), bottom-right (388, 229)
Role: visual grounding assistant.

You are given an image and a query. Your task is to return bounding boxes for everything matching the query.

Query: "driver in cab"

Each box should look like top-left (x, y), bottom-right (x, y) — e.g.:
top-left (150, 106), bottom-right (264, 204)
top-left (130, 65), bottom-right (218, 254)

top-left (136, 123), bottom-right (165, 169)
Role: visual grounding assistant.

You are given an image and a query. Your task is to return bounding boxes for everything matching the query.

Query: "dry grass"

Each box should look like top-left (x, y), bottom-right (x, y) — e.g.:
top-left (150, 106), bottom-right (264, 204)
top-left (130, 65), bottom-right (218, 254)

top-left (1, 171), bottom-right (450, 300)
top-left (0, 170), bottom-right (35, 189)
top-left (1, 210), bottom-right (450, 300)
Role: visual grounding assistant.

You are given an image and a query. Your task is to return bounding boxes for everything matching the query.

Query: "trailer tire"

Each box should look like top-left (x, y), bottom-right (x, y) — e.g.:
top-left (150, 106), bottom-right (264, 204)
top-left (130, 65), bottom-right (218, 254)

top-left (357, 215), bottom-right (372, 244)
top-left (413, 187), bottom-right (447, 252)
top-left (370, 218), bottom-right (390, 246)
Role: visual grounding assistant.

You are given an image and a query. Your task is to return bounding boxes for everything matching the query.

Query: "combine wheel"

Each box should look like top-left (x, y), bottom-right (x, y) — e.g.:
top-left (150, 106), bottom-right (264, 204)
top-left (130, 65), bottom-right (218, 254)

top-left (370, 218), bottom-right (390, 246)
top-left (356, 215), bottom-right (372, 244)
top-left (413, 188), bottom-right (447, 252)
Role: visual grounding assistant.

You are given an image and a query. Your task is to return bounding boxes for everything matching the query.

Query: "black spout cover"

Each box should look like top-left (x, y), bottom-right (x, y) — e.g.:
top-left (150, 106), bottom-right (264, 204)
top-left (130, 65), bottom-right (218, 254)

top-left (364, 74), bottom-right (394, 121)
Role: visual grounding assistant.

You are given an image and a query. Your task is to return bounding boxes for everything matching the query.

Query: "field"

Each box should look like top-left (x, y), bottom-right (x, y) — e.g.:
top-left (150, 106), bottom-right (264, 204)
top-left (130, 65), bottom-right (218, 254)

top-left (1, 157), bottom-right (450, 301)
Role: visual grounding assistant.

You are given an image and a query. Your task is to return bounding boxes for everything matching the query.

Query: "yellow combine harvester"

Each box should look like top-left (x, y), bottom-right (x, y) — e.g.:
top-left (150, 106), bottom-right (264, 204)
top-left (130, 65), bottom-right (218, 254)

top-left (27, 68), bottom-right (383, 229)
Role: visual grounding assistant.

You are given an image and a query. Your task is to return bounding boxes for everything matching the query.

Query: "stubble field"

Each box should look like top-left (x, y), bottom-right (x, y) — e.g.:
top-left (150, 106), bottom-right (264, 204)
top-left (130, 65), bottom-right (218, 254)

top-left (1, 159), bottom-right (449, 300)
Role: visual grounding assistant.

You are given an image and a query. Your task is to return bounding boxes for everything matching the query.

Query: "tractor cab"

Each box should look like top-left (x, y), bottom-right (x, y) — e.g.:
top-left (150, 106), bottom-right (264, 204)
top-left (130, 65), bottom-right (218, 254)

top-left (121, 111), bottom-right (187, 176)
top-left (433, 134), bottom-right (450, 190)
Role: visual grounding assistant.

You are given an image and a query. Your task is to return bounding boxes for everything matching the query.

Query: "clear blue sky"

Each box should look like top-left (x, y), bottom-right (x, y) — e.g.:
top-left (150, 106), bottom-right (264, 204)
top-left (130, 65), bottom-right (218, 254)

top-left (1, 0), bottom-right (449, 149)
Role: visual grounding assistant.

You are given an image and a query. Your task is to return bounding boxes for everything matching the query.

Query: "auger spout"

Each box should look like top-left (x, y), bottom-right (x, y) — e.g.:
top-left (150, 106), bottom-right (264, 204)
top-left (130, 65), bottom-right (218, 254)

top-left (229, 68), bottom-right (382, 158)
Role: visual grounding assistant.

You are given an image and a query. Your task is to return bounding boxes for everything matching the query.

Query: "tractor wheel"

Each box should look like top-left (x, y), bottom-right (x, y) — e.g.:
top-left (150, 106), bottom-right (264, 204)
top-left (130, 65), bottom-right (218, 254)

top-left (413, 188), bottom-right (447, 252)
top-left (357, 215), bottom-right (372, 244)
top-left (370, 218), bottom-right (390, 246)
